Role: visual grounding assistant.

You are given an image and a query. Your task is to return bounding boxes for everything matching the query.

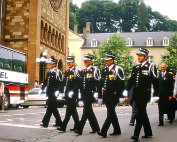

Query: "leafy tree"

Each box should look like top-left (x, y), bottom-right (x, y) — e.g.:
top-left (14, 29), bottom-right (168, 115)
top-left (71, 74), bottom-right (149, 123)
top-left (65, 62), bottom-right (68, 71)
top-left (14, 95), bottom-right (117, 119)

top-left (147, 8), bottom-right (177, 32)
top-left (69, 12), bottom-right (78, 30)
top-left (92, 34), bottom-right (134, 79)
top-left (147, 11), bottom-right (170, 32)
top-left (74, 0), bottom-right (177, 33)
top-left (165, 19), bottom-right (177, 31)
top-left (70, 0), bottom-right (79, 13)
top-left (118, 0), bottom-right (139, 32)
top-left (69, 0), bottom-right (79, 30)
top-left (137, 1), bottom-right (148, 32)
top-left (161, 32), bottom-right (177, 72)
top-left (77, 0), bottom-right (120, 33)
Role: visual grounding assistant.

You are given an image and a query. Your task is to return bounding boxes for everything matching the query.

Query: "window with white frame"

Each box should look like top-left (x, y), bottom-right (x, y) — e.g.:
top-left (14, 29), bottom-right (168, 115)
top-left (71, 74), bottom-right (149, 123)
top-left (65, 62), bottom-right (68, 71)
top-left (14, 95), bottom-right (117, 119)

top-left (146, 37), bottom-right (153, 46)
top-left (127, 38), bottom-right (133, 46)
top-left (162, 37), bottom-right (169, 46)
top-left (91, 39), bottom-right (98, 47)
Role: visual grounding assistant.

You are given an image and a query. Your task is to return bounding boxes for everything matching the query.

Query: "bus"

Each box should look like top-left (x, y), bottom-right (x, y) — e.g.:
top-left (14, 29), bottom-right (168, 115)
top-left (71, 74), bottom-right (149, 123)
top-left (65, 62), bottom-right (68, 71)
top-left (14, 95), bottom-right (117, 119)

top-left (0, 45), bottom-right (28, 109)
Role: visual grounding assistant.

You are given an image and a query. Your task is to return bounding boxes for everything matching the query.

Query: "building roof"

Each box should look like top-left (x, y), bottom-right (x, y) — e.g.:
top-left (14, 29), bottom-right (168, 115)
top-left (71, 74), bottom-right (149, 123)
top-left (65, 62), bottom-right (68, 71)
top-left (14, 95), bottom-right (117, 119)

top-left (83, 31), bottom-right (174, 47)
top-left (69, 30), bottom-right (85, 40)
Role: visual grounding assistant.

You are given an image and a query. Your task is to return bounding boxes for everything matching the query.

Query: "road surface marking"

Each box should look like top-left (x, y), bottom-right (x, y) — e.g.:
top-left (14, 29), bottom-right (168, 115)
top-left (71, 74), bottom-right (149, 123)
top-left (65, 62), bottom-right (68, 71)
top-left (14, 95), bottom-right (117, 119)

top-left (0, 122), bottom-right (56, 129)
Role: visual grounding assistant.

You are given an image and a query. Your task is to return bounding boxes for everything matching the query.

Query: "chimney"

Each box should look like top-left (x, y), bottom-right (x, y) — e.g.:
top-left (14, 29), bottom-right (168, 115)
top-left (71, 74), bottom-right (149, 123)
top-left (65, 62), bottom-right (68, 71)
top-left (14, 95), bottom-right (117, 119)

top-left (83, 27), bottom-right (86, 37)
top-left (86, 22), bottom-right (90, 34)
top-left (74, 24), bottom-right (78, 34)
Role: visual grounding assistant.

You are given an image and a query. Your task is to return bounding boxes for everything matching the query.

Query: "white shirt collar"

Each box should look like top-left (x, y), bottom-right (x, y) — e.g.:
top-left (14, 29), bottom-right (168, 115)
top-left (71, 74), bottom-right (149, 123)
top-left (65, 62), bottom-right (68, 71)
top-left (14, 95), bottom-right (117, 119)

top-left (85, 65), bottom-right (92, 71)
top-left (162, 71), bottom-right (166, 75)
top-left (50, 67), bottom-right (56, 72)
top-left (69, 66), bottom-right (75, 71)
top-left (108, 64), bottom-right (114, 71)
top-left (140, 61), bottom-right (147, 67)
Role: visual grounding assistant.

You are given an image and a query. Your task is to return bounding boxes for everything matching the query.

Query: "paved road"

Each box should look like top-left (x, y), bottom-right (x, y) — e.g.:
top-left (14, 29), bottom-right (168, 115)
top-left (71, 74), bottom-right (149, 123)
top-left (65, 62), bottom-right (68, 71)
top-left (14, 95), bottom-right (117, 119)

top-left (0, 104), bottom-right (176, 142)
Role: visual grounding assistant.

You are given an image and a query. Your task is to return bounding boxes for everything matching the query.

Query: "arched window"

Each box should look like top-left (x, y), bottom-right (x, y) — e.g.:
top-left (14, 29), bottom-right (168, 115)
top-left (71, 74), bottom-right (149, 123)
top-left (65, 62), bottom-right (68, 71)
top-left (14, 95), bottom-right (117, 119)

top-left (58, 33), bottom-right (61, 51)
top-left (55, 31), bottom-right (59, 48)
top-left (44, 23), bottom-right (48, 42)
top-left (48, 26), bottom-right (51, 44)
top-left (58, 59), bottom-right (63, 71)
top-left (61, 35), bottom-right (65, 52)
top-left (40, 20), bottom-right (44, 41)
top-left (52, 28), bottom-right (55, 46)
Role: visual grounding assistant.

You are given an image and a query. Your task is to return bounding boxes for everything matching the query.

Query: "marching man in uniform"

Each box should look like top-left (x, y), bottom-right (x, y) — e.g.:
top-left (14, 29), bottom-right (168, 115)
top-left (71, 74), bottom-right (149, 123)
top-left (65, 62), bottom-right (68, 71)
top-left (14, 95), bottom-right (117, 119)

top-left (127, 48), bottom-right (159, 141)
top-left (97, 53), bottom-right (125, 138)
top-left (57, 56), bottom-right (80, 132)
top-left (40, 56), bottom-right (63, 128)
top-left (75, 54), bottom-right (100, 135)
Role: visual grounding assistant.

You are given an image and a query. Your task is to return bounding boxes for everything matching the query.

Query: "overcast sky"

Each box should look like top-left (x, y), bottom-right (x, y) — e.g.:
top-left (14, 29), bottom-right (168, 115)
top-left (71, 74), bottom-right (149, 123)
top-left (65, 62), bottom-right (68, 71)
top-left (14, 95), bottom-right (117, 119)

top-left (72, 0), bottom-right (177, 21)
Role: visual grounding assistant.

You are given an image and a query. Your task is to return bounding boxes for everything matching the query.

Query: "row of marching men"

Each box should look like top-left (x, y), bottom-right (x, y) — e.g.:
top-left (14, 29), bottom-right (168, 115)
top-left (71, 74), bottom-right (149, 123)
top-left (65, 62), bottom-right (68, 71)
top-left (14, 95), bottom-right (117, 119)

top-left (40, 48), bottom-right (160, 141)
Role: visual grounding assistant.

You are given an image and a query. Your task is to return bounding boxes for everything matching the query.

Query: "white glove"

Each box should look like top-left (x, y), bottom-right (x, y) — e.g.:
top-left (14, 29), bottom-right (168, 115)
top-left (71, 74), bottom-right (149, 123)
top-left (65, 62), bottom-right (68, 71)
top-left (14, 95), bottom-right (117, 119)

top-left (119, 98), bottom-right (125, 103)
top-left (59, 93), bottom-right (65, 99)
top-left (122, 90), bottom-right (128, 97)
top-left (93, 92), bottom-right (98, 99)
top-left (68, 91), bottom-right (74, 98)
top-left (55, 91), bottom-right (60, 97)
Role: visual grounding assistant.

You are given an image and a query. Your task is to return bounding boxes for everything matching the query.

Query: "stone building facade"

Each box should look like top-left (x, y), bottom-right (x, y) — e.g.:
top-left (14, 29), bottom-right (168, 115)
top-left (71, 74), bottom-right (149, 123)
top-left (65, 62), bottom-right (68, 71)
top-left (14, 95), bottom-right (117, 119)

top-left (0, 0), bottom-right (69, 89)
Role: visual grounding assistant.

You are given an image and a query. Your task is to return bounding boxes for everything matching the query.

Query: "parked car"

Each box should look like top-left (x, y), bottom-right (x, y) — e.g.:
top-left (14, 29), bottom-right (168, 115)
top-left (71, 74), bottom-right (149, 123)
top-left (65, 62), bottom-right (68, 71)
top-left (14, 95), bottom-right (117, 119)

top-left (21, 88), bottom-right (66, 108)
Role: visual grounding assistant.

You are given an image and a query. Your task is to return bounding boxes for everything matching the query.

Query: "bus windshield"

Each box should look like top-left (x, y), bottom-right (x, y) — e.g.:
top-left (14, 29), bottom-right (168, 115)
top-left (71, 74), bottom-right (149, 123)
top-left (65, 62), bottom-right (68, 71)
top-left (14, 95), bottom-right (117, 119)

top-left (0, 45), bottom-right (28, 85)
top-left (0, 45), bottom-right (26, 73)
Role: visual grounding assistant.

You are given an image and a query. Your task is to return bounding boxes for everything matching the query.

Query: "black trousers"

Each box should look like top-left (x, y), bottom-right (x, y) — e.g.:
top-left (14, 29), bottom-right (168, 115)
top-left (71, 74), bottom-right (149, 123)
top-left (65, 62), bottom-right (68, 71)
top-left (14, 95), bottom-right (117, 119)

top-left (133, 102), bottom-right (152, 137)
top-left (158, 100), bottom-right (176, 124)
top-left (130, 101), bottom-right (137, 124)
top-left (61, 101), bottom-right (79, 130)
top-left (78, 102), bottom-right (100, 133)
top-left (168, 99), bottom-right (176, 121)
top-left (42, 98), bottom-right (62, 126)
top-left (101, 104), bottom-right (121, 135)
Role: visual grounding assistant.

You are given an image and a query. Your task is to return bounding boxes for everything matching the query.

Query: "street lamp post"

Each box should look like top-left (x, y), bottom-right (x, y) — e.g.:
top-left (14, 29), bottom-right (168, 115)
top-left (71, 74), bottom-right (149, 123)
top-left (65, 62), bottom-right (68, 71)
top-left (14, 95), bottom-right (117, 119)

top-left (36, 51), bottom-right (48, 84)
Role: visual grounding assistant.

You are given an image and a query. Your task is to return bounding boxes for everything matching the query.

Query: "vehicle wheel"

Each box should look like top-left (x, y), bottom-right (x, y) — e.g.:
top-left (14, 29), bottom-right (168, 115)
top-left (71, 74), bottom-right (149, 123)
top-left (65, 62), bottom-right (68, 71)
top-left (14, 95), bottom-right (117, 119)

top-left (11, 104), bottom-right (20, 108)
top-left (23, 105), bottom-right (29, 108)
top-left (0, 90), bottom-right (10, 110)
top-left (57, 103), bottom-right (65, 108)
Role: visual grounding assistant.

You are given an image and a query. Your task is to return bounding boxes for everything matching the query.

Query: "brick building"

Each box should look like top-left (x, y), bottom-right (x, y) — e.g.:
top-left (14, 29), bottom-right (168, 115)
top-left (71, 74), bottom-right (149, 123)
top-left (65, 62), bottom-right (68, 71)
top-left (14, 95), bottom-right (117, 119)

top-left (0, 0), bottom-right (69, 89)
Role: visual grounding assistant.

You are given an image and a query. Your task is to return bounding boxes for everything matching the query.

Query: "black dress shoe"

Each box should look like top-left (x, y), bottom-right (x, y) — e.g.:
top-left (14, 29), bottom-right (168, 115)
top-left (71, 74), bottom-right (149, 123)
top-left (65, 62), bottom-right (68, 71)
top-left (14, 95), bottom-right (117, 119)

top-left (53, 124), bottom-right (61, 127)
top-left (74, 130), bottom-right (82, 135)
top-left (97, 131), bottom-right (107, 138)
top-left (142, 135), bottom-right (152, 138)
top-left (40, 124), bottom-right (48, 128)
top-left (131, 136), bottom-right (138, 141)
top-left (158, 123), bottom-right (164, 126)
top-left (129, 123), bottom-right (134, 126)
top-left (109, 132), bottom-right (121, 136)
top-left (70, 128), bottom-right (75, 131)
top-left (57, 127), bottom-right (66, 132)
top-left (89, 131), bottom-right (96, 133)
